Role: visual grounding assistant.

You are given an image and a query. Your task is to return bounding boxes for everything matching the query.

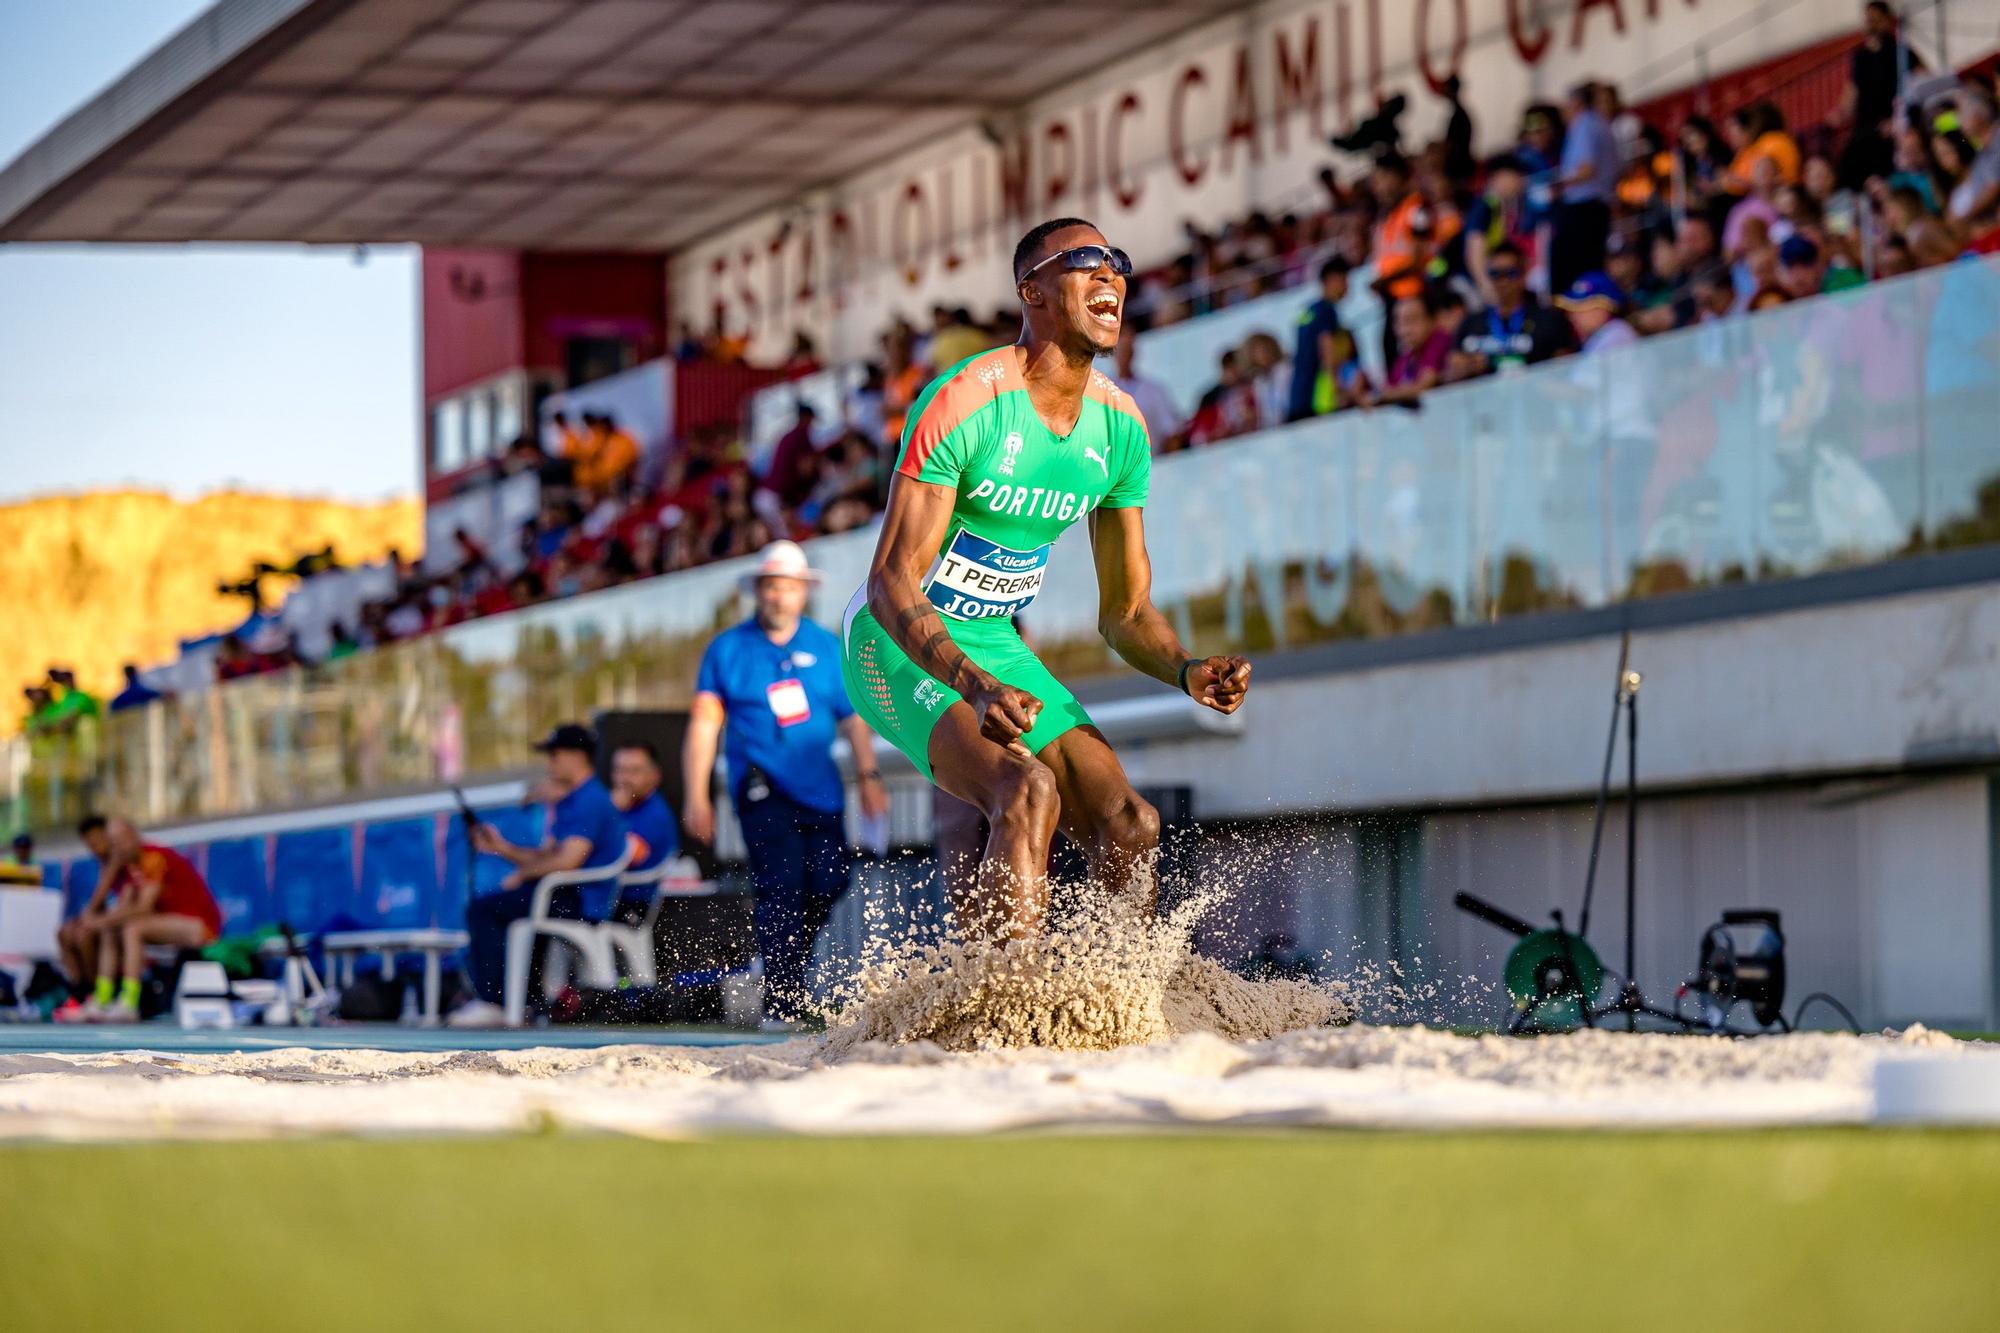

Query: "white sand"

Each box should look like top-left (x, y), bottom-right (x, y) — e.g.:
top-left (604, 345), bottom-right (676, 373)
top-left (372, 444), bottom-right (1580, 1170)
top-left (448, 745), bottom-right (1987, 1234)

top-left (8, 875), bottom-right (1992, 1140)
top-left (1, 1025), bottom-right (1990, 1141)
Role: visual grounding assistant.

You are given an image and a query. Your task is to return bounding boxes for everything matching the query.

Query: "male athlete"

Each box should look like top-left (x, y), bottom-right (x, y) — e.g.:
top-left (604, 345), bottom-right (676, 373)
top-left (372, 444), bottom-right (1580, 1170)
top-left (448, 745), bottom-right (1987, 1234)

top-left (841, 218), bottom-right (1251, 937)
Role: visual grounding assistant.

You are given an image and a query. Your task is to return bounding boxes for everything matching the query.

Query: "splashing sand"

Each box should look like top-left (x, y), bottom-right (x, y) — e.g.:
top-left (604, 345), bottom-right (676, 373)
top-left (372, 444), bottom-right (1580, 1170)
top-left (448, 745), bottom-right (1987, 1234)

top-left (820, 889), bottom-right (1352, 1055)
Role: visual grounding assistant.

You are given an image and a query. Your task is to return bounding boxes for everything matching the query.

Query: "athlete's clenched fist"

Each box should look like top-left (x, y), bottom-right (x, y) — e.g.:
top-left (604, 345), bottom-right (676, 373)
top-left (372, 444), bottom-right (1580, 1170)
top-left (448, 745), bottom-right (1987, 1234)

top-left (1181, 655), bottom-right (1252, 714)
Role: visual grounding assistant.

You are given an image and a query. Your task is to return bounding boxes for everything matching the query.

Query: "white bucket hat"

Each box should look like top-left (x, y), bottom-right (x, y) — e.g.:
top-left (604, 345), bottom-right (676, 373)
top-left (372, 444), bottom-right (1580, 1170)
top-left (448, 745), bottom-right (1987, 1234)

top-left (740, 539), bottom-right (823, 592)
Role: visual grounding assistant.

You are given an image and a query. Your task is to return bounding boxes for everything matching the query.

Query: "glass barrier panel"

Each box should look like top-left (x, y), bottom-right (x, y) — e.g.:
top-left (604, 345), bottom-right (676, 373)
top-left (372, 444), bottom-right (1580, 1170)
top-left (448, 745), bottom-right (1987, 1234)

top-left (1915, 255), bottom-right (2000, 551)
top-left (19, 257), bottom-right (2000, 834)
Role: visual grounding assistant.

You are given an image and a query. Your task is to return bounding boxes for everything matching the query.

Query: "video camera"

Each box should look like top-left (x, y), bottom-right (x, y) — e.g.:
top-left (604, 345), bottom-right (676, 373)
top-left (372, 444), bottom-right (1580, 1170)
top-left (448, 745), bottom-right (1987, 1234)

top-left (1330, 93), bottom-right (1406, 160)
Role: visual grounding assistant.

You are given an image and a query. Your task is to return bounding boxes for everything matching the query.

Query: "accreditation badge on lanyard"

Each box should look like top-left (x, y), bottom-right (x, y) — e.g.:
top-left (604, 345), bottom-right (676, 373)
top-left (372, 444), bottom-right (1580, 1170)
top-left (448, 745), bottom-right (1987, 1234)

top-left (766, 677), bottom-right (811, 728)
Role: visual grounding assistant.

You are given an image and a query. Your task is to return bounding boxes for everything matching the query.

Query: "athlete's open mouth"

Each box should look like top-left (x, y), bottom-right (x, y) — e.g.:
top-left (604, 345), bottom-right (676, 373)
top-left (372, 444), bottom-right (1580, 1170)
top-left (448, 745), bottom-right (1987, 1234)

top-left (1084, 289), bottom-right (1121, 330)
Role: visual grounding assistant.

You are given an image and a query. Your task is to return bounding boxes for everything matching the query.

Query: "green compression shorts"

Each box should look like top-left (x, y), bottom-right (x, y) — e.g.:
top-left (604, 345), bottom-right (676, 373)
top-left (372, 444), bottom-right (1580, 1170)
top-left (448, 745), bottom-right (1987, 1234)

top-left (840, 589), bottom-right (1093, 780)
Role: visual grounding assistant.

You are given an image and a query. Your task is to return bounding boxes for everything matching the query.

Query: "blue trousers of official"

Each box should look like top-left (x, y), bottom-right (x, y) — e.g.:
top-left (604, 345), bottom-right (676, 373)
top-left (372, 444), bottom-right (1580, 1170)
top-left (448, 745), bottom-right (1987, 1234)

top-left (464, 884), bottom-right (581, 1005)
top-left (737, 788), bottom-right (851, 1019)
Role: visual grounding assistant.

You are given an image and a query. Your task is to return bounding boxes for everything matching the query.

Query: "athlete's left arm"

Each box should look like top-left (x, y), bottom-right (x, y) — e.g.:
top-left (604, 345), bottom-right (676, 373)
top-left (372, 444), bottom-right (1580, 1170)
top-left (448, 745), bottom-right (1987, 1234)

top-left (1089, 506), bottom-right (1251, 714)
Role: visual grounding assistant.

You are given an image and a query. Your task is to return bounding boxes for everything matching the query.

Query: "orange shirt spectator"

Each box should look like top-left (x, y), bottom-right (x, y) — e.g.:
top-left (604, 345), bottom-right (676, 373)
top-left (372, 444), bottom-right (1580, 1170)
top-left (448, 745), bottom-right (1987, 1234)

top-left (571, 414), bottom-right (640, 493)
top-left (1730, 130), bottom-right (1802, 187)
top-left (1374, 192), bottom-right (1462, 301)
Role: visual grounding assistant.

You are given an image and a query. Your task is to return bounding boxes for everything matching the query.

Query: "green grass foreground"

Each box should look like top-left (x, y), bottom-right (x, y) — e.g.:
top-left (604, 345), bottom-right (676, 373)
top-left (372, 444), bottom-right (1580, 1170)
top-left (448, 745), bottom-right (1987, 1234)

top-left (5, 1131), bottom-right (1998, 1330)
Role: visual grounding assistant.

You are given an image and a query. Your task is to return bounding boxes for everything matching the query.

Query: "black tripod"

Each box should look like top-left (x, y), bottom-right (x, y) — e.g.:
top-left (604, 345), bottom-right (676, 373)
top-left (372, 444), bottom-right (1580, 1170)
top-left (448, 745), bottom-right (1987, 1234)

top-left (1576, 633), bottom-right (1683, 1032)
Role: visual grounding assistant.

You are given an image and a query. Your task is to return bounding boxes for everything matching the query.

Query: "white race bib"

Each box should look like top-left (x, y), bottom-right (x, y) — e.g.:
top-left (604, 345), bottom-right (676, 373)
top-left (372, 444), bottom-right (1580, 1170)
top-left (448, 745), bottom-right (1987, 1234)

top-left (924, 529), bottom-right (1051, 620)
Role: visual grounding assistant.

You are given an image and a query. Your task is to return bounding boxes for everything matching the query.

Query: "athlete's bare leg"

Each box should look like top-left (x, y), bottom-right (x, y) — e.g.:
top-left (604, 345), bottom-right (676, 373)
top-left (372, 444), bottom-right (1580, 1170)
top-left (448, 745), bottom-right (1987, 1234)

top-left (930, 788), bottom-right (988, 908)
top-left (1035, 726), bottom-right (1161, 913)
top-left (57, 919), bottom-right (99, 989)
top-left (114, 914), bottom-right (210, 980)
top-left (925, 704), bottom-right (1059, 938)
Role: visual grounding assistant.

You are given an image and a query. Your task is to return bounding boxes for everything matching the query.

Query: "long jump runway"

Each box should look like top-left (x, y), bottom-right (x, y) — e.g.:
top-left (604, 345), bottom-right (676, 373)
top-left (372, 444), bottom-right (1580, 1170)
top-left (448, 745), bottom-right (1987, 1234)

top-left (2, 1023), bottom-right (1997, 1140)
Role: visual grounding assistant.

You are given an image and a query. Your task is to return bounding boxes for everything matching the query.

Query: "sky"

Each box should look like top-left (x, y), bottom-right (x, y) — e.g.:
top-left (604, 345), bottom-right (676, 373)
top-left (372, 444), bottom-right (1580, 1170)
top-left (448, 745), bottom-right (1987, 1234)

top-left (0, 1), bottom-right (419, 504)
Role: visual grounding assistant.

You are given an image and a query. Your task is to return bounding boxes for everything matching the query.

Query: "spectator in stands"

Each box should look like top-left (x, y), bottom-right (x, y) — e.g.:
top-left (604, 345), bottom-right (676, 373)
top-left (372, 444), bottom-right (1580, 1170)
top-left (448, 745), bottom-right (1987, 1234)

top-left (929, 306), bottom-right (990, 370)
top-left (803, 431), bottom-right (882, 533)
top-left (1371, 154), bottom-right (1461, 305)
top-left (1439, 73), bottom-right (1477, 187)
top-left (763, 402), bottom-right (823, 513)
top-left (1109, 326), bottom-right (1185, 449)
top-left (1947, 87), bottom-right (2000, 229)
top-left (325, 621), bottom-right (360, 661)
top-left (38, 668), bottom-right (99, 734)
top-left (21, 684), bottom-right (55, 735)
top-left (10, 832), bottom-right (32, 870)
top-left (1692, 265), bottom-right (1739, 321)
top-left (1186, 348), bottom-right (1260, 445)
top-left (1725, 161), bottom-right (1783, 261)
top-left (1724, 101), bottom-right (1802, 191)
top-left (1287, 257), bottom-right (1353, 421)
top-left (1368, 292), bottom-right (1454, 407)
top-left (1676, 116), bottom-right (1733, 229)
top-left (1448, 241), bottom-right (1574, 380)
top-left (1552, 81), bottom-right (1621, 294)
top-left (1596, 82), bottom-right (1645, 170)
top-left (1464, 154), bottom-right (1534, 305)
top-left (1558, 272), bottom-right (1641, 357)
top-left (881, 324), bottom-right (925, 446)
top-left (1834, 1), bottom-right (1916, 188)
top-left (1242, 332), bottom-right (1291, 429)
top-left (1778, 235), bottom-right (1830, 299)
top-left (784, 331), bottom-right (822, 376)
top-left (1630, 229), bottom-right (1691, 333)
top-left (497, 434), bottom-right (545, 480)
top-left (108, 664), bottom-right (160, 713)
top-left (1604, 231), bottom-right (1645, 304)
top-left (56, 815), bottom-right (221, 1023)
top-left (609, 740), bottom-right (678, 920)
top-left (457, 723), bottom-right (628, 1024)
top-left (845, 362), bottom-right (887, 445)
top-left (1803, 153), bottom-right (1862, 240)
top-left (573, 412), bottom-right (640, 497)
top-left (680, 541), bottom-right (886, 1030)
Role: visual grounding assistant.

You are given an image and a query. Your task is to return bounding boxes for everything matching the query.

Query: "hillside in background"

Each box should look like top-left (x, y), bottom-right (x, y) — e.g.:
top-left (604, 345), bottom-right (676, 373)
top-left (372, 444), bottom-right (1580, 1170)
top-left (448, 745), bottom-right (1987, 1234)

top-left (2, 489), bottom-right (420, 733)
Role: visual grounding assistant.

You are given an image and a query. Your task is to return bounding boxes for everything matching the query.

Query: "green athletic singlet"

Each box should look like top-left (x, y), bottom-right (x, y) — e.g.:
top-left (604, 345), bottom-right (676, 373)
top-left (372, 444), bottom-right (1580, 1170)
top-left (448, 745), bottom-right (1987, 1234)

top-left (841, 346), bottom-right (1152, 779)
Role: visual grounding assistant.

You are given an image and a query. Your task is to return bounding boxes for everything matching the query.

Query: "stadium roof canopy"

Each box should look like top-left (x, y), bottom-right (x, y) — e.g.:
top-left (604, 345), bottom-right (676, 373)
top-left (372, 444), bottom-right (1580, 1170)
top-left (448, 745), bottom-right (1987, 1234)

top-left (0, 0), bottom-right (1247, 251)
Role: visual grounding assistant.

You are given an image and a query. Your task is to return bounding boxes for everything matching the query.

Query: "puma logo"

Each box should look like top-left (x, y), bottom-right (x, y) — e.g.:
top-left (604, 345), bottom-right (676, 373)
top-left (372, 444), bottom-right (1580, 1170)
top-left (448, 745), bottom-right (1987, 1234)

top-left (1083, 445), bottom-right (1109, 478)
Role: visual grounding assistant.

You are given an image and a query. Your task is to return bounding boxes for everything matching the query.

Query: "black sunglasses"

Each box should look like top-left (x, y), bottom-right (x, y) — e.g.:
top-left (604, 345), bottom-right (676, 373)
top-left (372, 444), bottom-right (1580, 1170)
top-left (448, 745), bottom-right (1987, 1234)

top-left (1022, 243), bottom-right (1133, 280)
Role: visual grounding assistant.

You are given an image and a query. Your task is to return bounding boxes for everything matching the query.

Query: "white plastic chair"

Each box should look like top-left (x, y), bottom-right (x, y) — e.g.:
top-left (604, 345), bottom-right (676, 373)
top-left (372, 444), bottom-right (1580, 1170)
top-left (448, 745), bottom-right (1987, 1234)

top-left (501, 840), bottom-right (634, 1027)
top-left (598, 854), bottom-right (712, 988)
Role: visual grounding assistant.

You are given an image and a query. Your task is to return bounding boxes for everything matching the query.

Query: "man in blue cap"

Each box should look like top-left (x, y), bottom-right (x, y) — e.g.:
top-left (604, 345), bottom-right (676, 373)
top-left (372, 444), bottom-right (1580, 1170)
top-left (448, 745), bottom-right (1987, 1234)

top-left (682, 540), bottom-right (888, 1030)
top-left (1556, 271), bottom-right (1640, 356)
top-left (459, 722), bottom-right (628, 1022)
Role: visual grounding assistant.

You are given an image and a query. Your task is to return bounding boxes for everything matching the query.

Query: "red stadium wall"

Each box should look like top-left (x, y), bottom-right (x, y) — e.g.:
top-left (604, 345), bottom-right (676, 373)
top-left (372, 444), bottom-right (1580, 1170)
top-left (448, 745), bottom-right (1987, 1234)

top-left (519, 251), bottom-right (668, 375)
top-left (421, 249), bottom-right (526, 401)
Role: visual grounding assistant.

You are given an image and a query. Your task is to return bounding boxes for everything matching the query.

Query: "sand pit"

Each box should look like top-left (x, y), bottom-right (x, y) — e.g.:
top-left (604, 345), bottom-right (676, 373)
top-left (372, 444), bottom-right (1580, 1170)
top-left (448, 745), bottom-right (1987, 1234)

top-left (6, 885), bottom-right (1997, 1140)
top-left (2, 1024), bottom-right (1993, 1141)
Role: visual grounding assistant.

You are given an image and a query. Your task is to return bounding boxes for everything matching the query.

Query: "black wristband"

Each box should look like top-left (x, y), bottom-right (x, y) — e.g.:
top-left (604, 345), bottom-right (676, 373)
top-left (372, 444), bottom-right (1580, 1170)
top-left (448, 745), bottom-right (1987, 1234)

top-left (857, 770), bottom-right (883, 783)
top-left (1176, 658), bottom-right (1198, 696)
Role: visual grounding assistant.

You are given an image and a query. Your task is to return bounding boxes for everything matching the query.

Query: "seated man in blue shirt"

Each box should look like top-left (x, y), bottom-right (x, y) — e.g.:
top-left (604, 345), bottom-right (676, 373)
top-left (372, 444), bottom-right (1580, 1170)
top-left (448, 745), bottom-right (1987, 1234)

top-left (683, 541), bottom-right (888, 1030)
top-left (608, 740), bottom-right (680, 922)
top-left (460, 723), bottom-right (628, 1018)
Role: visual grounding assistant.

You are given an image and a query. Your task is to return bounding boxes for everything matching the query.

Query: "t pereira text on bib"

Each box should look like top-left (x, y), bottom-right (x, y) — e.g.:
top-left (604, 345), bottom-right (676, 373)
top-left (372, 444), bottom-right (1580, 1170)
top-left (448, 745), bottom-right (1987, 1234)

top-left (924, 528), bottom-right (1051, 620)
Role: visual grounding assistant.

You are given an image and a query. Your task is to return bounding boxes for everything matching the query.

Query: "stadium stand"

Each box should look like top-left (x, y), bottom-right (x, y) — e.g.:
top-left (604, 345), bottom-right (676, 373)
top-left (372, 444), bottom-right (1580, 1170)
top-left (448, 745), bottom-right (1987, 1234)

top-left (24, 14), bottom-right (1992, 713)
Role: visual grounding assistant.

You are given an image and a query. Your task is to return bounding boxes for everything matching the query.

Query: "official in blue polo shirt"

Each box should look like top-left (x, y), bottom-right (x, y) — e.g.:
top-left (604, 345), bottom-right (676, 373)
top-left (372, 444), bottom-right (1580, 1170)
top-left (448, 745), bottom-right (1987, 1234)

top-left (461, 723), bottom-right (628, 1019)
top-left (609, 739), bottom-right (679, 921)
top-left (683, 541), bottom-right (888, 1029)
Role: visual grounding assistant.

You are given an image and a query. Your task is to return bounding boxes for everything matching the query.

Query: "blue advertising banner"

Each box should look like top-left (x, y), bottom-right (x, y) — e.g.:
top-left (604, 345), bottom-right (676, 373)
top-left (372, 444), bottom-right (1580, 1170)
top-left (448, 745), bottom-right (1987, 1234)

top-left (204, 837), bottom-right (274, 936)
top-left (358, 817), bottom-right (441, 930)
